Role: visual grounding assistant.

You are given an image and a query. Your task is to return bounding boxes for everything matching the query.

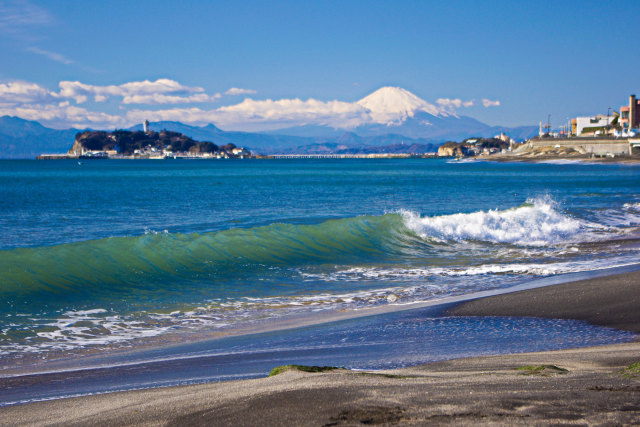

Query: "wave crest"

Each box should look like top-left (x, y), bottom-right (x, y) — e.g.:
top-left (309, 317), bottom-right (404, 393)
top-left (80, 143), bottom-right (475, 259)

top-left (401, 198), bottom-right (591, 246)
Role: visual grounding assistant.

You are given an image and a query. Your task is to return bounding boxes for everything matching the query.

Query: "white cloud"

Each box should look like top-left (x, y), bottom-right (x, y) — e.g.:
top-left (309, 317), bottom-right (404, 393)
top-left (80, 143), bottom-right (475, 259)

top-left (123, 91), bottom-right (500, 130)
top-left (0, 103), bottom-right (124, 128)
top-left (58, 79), bottom-right (218, 104)
top-left (0, 1), bottom-right (52, 34)
top-left (122, 93), bottom-right (220, 105)
top-left (126, 97), bottom-right (371, 130)
top-left (0, 81), bottom-right (58, 106)
top-left (0, 80), bottom-right (124, 128)
top-left (436, 98), bottom-right (474, 109)
top-left (126, 98), bottom-right (363, 130)
top-left (0, 78), bottom-right (221, 128)
top-left (0, 78), bottom-right (502, 130)
top-left (225, 87), bottom-right (257, 96)
top-left (217, 98), bottom-right (370, 128)
top-left (482, 98), bottom-right (500, 107)
top-left (119, 79), bottom-right (203, 95)
top-left (58, 81), bottom-right (119, 103)
top-left (27, 47), bottom-right (73, 65)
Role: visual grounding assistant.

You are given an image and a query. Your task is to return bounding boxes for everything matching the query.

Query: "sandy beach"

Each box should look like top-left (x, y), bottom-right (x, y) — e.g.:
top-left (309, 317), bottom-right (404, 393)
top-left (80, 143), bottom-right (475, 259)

top-left (448, 269), bottom-right (640, 333)
top-left (1, 270), bottom-right (639, 426)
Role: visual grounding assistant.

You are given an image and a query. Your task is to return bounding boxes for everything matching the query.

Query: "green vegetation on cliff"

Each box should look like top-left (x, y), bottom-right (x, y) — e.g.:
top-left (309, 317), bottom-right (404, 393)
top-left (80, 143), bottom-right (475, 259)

top-left (70, 129), bottom-right (238, 156)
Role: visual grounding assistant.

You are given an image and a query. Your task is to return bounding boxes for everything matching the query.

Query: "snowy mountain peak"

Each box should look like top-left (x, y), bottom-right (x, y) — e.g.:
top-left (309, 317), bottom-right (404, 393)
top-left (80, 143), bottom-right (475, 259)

top-left (357, 87), bottom-right (440, 125)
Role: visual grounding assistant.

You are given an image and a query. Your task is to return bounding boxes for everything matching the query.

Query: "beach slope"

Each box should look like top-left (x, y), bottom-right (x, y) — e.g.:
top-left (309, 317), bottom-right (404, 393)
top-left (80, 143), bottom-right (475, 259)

top-left (447, 270), bottom-right (640, 333)
top-left (2, 271), bottom-right (639, 426)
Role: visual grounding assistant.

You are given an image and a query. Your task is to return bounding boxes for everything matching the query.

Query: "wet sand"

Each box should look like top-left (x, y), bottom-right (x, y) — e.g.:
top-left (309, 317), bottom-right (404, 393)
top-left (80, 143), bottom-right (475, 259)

top-left (1, 270), bottom-right (639, 426)
top-left (448, 269), bottom-right (640, 333)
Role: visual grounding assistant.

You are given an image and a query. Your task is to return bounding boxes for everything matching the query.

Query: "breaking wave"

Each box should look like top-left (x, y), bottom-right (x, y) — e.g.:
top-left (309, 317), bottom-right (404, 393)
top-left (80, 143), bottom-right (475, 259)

top-left (1, 197), bottom-right (638, 355)
top-left (401, 197), bottom-right (604, 246)
top-left (0, 197), bottom-right (627, 311)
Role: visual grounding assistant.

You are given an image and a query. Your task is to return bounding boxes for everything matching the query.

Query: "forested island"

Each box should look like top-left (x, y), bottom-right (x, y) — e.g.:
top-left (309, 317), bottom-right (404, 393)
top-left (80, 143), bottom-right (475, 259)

top-left (38, 129), bottom-right (251, 159)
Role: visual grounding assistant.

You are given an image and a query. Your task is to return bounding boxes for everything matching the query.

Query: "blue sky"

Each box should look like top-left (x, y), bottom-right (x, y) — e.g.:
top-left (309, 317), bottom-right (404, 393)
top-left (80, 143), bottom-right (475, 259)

top-left (0, 0), bottom-right (638, 130)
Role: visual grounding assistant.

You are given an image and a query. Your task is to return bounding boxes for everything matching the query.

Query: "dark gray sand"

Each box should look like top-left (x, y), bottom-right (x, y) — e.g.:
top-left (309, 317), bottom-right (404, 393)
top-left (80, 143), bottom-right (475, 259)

top-left (448, 269), bottom-right (640, 333)
top-left (2, 270), bottom-right (640, 426)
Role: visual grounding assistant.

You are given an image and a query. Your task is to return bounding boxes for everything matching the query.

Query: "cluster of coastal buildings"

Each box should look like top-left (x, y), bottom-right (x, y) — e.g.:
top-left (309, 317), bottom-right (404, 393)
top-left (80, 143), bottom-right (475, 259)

top-left (71, 146), bottom-right (251, 160)
top-left (518, 94), bottom-right (640, 157)
top-left (537, 94), bottom-right (640, 138)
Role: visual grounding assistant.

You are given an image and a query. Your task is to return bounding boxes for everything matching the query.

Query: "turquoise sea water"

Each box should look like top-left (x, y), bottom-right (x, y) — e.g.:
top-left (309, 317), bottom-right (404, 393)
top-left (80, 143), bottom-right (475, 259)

top-left (0, 158), bottom-right (639, 367)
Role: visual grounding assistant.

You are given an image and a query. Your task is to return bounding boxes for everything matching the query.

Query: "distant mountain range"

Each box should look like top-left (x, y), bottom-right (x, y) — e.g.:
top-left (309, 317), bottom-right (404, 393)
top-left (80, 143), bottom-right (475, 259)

top-left (264, 87), bottom-right (537, 141)
top-left (0, 116), bottom-right (80, 159)
top-left (0, 87), bottom-right (538, 158)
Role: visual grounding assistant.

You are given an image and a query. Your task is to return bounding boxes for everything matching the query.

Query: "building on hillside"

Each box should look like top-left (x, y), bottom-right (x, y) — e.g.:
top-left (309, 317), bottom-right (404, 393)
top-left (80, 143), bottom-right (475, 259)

top-left (494, 133), bottom-right (509, 142)
top-left (620, 94), bottom-right (640, 130)
top-left (574, 115), bottom-right (615, 136)
top-left (494, 132), bottom-right (517, 147)
top-left (231, 147), bottom-right (250, 158)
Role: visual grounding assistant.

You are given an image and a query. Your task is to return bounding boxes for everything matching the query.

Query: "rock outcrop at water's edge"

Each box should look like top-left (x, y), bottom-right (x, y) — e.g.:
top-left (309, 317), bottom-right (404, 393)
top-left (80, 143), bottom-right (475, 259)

top-left (437, 137), bottom-right (510, 157)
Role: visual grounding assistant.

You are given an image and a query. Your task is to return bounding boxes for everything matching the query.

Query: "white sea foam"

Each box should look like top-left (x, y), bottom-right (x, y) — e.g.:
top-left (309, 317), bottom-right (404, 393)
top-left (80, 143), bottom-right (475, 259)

top-left (144, 228), bottom-right (169, 235)
top-left (31, 310), bottom-right (173, 353)
top-left (299, 257), bottom-right (637, 283)
top-left (445, 158), bottom-right (481, 164)
top-left (535, 159), bottom-right (597, 165)
top-left (4, 252), bottom-right (639, 356)
top-left (400, 197), bottom-right (599, 246)
top-left (593, 202), bottom-right (640, 228)
top-left (62, 308), bottom-right (108, 316)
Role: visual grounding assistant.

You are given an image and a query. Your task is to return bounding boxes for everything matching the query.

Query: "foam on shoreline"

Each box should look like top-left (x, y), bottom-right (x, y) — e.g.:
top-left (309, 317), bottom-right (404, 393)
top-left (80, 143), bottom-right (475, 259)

top-left (2, 262), bottom-right (639, 381)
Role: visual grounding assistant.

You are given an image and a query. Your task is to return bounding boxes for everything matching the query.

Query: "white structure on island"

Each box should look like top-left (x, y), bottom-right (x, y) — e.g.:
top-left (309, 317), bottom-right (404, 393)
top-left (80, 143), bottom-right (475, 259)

top-left (143, 119), bottom-right (150, 133)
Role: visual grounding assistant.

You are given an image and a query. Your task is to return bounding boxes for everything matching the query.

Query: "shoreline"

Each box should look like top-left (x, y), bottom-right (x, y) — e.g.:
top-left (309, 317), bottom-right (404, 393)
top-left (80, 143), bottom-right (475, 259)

top-left (2, 268), bottom-right (640, 424)
top-left (480, 155), bottom-right (640, 164)
top-left (447, 269), bottom-right (640, 333)
top-left (3, 262), bottom-right (639, 379)
top-left (3, 342), bottom-right (640, 425)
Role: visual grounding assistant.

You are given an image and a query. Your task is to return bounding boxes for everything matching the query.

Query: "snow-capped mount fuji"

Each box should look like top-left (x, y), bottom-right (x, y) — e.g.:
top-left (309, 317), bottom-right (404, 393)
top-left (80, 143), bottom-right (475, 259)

top-left (356, 86), bottom-right (441, 125)
top-left (270, 86), bottom-right (537, 141)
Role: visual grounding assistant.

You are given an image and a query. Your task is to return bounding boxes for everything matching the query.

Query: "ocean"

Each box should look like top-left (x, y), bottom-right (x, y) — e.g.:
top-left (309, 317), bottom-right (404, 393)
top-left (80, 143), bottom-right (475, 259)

top-left (1, 158), bottom-right (639, 403)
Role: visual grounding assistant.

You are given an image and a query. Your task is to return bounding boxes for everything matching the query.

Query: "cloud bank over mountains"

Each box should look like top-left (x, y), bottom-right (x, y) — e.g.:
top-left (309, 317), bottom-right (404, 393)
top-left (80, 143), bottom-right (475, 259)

top-left (57, 79), bottom-right (221, 105)
top-left (0, 78), bottom-right (500, 130)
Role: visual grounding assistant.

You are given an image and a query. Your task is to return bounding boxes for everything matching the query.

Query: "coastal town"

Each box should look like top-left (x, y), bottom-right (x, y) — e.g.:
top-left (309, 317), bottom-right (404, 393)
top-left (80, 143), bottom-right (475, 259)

top-left (36, 95), bottom-right (640, 161)
top-left (438, 94), bottom-right (640, 159)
